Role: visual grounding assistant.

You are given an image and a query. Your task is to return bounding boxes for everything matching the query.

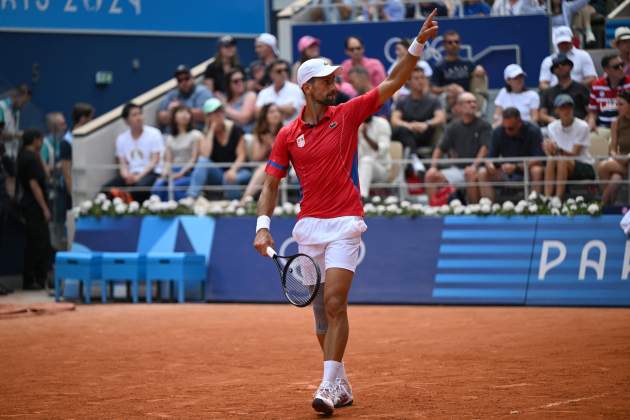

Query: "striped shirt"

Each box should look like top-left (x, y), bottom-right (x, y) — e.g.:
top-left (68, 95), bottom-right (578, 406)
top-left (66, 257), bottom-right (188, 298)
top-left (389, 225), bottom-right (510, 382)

top-left (588, 75), bottom-right (630, 127)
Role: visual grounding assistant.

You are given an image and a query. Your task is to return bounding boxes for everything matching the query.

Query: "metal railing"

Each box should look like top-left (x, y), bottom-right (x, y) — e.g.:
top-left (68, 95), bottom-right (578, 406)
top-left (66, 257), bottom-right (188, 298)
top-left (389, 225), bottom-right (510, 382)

top-left (73, 154), bottom-right (627, 205)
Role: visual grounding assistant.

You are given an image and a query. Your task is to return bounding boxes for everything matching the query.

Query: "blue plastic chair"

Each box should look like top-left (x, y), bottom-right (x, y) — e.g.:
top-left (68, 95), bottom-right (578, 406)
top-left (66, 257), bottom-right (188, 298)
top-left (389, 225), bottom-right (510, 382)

top-left (101, 253), bottom-right (146, 303)
top-left (54, 252), bottom-right (102, 304)
top-left (146, 253), bottom-right (207, 303)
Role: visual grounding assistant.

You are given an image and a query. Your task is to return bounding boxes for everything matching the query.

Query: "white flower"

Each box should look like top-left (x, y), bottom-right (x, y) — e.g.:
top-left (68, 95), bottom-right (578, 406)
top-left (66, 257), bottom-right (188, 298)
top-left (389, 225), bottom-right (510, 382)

top-left (550, 196), bottom-right (562, 209)
top-left (439, 204), bottom-right (451, 215)
top-left (193, 205), bottom-right (207, 216)
top-left (569, 204), bottom-right (577, 212)
top-left (386, 204), bottom-right (399, 213)
top-left (80, 200), bottom-right (93, 211)
top-left (424, 207), bottom-right (437, 216)
top-left (517, 200), bottom-right (527, 208)
top-left (453, 206), bottom-right (465, 215)
top-left (479, 197), bottom-right (492, 206)
top-left (101, 201), bottom-right (112, 211)
top-left (528, 191), bottom-right (539, 201)
top-left (178, 197), bottom-right (195, 208)
top-left (114, 203), bottom-right (127, 214)
top-left (561, 205), bottom-right (569, 214)
top-left (469, 204), bottom-right (481, 213)
top-left (94, 193), bottom-right (107, 204)
top-left (166, 200), bottom-right (178, 211)
top-left (235, 207), bottom-right (246, 216)
top-left (148, 203), bottom-right (159, 213)
top-left (576, 196), bottom-right (585, 203)
top-left (363, 203), bottom-right (376, 213)
top-left (464, 206), bottom-right (473, 215)
top-left (492, 203), bottom-right (501, 212)
top-left (449, 199), bottom-right (462, 208)
top-left (514, 206), bottom-right (523, 214)
top-left (528, 204), bottom-right (538, 213)
top-left (142, 200), bottom-right (151, 208)
top-left (400, 200), bottom-right (411, 209)
top-left (371, 196), bottom-right (382, 204)
top-left (481, 203), bottom-right (491, 214)
top-left (502, 201), bottom-right (515, 212)
top-left (587, 203), bottom-right (599, 215)
top-left (551, 208), bottom-right (560, 215)
top-left (411, 203), bottom-right (425, 213)
top-left (384, 196), bottom-right (399, 205)
top-left (273, 206), bottom-right (283, 216)
top-left (209, 204), bottom-right (223, 214)
top-left (376, 205), bottom-right (386, 215)
top-left (128, 201), bottom-right (140, 212)
top-left (566, 198), bottom-right (576, 206)
top-left (282, 202), bottom-right (294, 214)
top-left (225, 205), bottom-right (237, 215)
top-left (113, 197), bottom-right (123, 206)
top-left (149, 194), bottom-right (161, 203)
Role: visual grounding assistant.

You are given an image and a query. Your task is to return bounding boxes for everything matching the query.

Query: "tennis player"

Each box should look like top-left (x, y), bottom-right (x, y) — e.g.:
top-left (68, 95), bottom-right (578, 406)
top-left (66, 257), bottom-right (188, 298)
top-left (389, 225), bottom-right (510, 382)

top-left (253, 11), bottom-right (438, 415)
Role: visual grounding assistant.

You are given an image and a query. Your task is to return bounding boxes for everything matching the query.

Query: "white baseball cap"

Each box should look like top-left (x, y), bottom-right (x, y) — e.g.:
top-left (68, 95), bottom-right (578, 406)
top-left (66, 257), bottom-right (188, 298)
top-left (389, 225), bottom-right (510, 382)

top-left (553, 26), bottom-right (573, 45)
top-left (256, 33), bottom-right (279, 56)
top-left (615, 26), bottom-right (630, 42)
top-left (297, 58), bottom-right (341, 87)
top-left (503, 64), bottom-right (526, 81)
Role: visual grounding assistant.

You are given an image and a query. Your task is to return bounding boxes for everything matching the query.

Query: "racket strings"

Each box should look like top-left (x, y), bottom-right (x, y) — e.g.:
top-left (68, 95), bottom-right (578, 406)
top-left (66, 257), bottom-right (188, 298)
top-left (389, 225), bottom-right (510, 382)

top-left (284, 255), bottom-right (318, 305)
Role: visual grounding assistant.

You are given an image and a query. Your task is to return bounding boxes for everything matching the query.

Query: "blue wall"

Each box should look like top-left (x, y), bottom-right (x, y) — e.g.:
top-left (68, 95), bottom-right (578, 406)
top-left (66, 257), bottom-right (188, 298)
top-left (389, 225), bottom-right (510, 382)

top-left (0, 32), bottom-right (256, 128)
top-left (69, 215), bottom-right (630, 306)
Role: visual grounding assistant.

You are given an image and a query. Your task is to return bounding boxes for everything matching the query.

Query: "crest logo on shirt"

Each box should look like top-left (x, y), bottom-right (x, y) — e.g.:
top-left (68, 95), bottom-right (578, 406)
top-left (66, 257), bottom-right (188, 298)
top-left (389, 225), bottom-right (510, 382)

top-left (296, 134), bottom-right (306, 148)
top-left (329, 121), bottom-right (338, 129)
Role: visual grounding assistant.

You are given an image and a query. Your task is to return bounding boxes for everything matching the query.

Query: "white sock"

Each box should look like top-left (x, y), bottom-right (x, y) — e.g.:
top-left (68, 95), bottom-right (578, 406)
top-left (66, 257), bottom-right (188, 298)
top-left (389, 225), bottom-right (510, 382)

top-left (323, 360), bottom-right (342, 384)
top-left (337, 362), bottom-right (348, 381)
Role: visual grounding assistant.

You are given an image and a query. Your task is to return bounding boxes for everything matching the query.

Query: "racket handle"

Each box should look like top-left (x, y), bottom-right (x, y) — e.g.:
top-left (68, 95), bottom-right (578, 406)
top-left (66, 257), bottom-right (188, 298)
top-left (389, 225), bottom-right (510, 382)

top-left (266, 247), bottom-right (277, 258)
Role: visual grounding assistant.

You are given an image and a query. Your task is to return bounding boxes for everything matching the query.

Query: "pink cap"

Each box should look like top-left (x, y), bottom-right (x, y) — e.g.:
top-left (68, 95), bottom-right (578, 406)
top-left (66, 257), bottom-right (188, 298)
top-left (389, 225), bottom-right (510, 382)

top-left (298, 36), bottom-right (320, 53)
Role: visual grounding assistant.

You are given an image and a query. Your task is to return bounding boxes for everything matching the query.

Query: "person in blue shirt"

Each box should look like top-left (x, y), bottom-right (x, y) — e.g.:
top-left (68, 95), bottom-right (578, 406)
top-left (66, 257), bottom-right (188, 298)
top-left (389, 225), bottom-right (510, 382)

top-left (454, 0), bottom-right (491, 17)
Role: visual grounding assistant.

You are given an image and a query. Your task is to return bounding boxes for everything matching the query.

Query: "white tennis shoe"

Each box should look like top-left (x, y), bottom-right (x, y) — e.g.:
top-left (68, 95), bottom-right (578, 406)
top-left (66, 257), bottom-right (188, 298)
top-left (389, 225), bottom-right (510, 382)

top-left (312, 381), bottom-right (335, 415)
top-left (334, 377), bottom-right (354, 408)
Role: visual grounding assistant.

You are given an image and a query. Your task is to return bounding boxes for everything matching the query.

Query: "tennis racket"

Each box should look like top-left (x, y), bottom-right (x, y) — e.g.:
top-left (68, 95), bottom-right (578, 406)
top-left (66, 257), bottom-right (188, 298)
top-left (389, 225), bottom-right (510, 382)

top-left (266, 247), bottom-right (321, 307)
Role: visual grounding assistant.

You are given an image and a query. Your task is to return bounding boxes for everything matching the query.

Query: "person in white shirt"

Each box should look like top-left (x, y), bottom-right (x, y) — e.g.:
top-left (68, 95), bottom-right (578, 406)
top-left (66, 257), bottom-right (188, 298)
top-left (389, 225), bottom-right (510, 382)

top-left (102, 103), bottom-right (165, 202)
top-left (255, 59), bottom-right (305, 124)
top-left (358, 115), bottom-right (391, 199)
top-left (494, 64), bottom-right (539, 127)
top-left (539, 26), bottom-right (597, 91)
top-left (543, 94), bottom-right (594, 199)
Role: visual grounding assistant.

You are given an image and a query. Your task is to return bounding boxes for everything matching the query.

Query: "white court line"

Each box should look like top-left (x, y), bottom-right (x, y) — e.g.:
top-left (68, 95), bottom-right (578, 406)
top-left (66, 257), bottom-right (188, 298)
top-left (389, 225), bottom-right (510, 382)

top-left (493, 383), bottom-right (532, 389)
top-left (537, 393), bottom-right (608, 409)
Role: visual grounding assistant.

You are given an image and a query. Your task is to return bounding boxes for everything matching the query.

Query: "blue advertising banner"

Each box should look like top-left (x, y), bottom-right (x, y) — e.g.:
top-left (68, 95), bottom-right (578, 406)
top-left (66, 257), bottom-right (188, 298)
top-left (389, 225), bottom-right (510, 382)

top-left (0, 0), bottom-right (267, 36)
top-left (292, 15), bottom-right (551, 89)
top-left (68, 215), bottom-right (630, 306)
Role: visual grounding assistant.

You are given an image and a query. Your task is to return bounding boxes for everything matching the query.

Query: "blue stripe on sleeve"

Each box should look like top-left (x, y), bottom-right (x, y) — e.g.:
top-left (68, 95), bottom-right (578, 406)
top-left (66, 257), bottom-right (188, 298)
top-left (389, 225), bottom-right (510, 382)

top-left (267, 160), bottom-right (287, 171)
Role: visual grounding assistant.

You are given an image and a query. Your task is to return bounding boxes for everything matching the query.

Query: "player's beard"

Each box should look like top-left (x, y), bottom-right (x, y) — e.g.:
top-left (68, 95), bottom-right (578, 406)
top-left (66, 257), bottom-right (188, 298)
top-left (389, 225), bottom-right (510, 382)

top-left (315, 92), bottom-right (336, 106)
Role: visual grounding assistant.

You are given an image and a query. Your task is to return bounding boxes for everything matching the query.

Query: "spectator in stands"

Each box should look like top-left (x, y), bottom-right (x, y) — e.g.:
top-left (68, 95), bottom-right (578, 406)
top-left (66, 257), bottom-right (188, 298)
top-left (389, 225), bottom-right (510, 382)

top-left (548, 0), bottom-right (595, 45)
top-left (41, 112), bottom-right (67, 176)
top-left (425, 92), bottom-right (491, 204)
top-left (310, 0), bottom-right (354, 22)
top-left (64, 102), bottom-right (94, 144)
top-left (358, 114), bottom-right (392, 200)
top-left (613, 27), bottom-right (630, 76)
top-left (152, 106), bottom-right (201, 201)
top-left (493, 64), bottom-right (540, 127)
top-left (103, 103), bottom-right (164, 202)
top-left (256, 60), bottom-right (305, 124)
top-left (187, 98), bottom-right (251, 199)
top-left (453, 0), bottom-right (491, 17)
top-left (341, 36), bottom-right (386, 95)
top-left (248, 33), bottom-right (279, 92)
top-left (0, 85), bottom-right (32, 159)
top-left (157, 65), bottom-right (212, 131)
top-left (292, 36), bottom-right (322, 83)
top-left (223, 68), bottom-right (257, 133)
top-left (16, 129), bottom-right (51, 290)
top-left (203, 35), bottom-right (241, 97)
top-left (543, 94), bottom-right (594, 199)
top-left (391, 67), bottom-right (446, 160)
top-left (598, 91), bottom-right (630, 205)
top-left (539, 54), bottom-right (590, 126)
top-left (587, 54), bottom-right (630, 142)
top-left (403, 1), bottom-right (448, 18)
top-left (491, 0), bottom-right (544, 16)
top-left (241, 104), bottom-right (284, 203)
top-left (347, 66), bottom-right (389, 116)
top-left (388, 39), bottom-right (432, 100)
top-left (538, 26), bottom-right (597, 91)
top-left (431, 30), bottom-right (488, 111)
top-left (478, 107), bottom-right (544, 201)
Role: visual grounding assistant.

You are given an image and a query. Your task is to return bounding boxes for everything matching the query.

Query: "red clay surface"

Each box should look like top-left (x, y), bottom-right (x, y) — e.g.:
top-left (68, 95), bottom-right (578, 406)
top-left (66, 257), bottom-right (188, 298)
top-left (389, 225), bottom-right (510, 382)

top-left (1, 304), bottom-right (630, 419)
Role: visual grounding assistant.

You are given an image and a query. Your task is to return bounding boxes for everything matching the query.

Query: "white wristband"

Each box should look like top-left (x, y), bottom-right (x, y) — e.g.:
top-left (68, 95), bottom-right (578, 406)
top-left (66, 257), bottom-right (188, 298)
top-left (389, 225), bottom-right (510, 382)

top-left (408, 38), bottom-right (425, 57)
top-left (256, 215), bottom-right (271, 233)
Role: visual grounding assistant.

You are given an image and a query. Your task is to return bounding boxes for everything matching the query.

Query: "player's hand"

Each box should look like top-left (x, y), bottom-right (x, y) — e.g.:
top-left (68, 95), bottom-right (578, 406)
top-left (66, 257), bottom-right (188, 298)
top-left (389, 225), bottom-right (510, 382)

top-left (254, 229), bottom-right (275, 257)
top-left (417, 9), bottom-right (439, 44)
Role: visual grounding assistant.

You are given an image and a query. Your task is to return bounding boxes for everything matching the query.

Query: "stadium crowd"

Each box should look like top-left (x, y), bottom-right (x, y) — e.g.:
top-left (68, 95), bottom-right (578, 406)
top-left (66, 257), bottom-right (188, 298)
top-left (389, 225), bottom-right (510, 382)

top-left (1, 4), bottom-right (630, 291)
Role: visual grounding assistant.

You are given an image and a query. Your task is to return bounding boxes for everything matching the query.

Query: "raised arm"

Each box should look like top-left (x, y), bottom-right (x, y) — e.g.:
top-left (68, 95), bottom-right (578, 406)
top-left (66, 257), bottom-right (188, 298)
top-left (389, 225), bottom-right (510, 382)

top-left (378, 9), bottom-right (438, 105)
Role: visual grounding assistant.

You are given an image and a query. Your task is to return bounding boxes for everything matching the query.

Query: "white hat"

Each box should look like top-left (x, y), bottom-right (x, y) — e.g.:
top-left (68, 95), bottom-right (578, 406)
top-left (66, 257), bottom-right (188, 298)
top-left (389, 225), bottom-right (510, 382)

top-left (256, 33), bottom-right (279, 56)
top-left (615, 26), bottom-right (630, 42)
top-left (553, 26), bottom-right (573, 45)
top-left (297, 58), bottom-right (341, 87)
top-left (504, 64), bottom-right (526, 81)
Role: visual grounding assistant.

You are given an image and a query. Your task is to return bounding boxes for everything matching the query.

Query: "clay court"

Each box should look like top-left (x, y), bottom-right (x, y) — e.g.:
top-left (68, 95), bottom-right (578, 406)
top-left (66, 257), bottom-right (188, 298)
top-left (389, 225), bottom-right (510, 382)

top-left (1, 304), bottom-right (630, 419)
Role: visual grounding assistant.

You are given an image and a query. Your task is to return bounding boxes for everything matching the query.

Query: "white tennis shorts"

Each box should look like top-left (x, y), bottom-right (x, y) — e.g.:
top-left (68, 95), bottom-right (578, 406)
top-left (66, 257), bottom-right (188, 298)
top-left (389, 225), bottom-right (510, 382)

top-left (292, 216), bottom-right (367, 283)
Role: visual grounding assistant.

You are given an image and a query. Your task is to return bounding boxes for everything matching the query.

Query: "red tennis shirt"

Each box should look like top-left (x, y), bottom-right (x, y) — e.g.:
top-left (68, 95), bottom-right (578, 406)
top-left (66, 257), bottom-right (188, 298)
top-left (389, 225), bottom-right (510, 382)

top-left (265, 87), bottom-right (381, 219)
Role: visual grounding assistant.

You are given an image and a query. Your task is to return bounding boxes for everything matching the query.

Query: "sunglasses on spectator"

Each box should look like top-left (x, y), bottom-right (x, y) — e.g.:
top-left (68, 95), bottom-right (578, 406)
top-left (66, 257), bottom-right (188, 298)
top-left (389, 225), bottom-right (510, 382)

top-left (347, 46), bottom-right (363, 52)
top-left (446, 39), bottom-right (460, 45)
top-left (610, 63), bottom-right (624, 70)
top-left (177, 76), bottom-right (191, 82)
top-left (274, 68), bottom-right (289, 74)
